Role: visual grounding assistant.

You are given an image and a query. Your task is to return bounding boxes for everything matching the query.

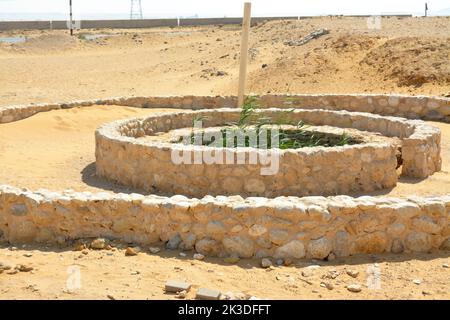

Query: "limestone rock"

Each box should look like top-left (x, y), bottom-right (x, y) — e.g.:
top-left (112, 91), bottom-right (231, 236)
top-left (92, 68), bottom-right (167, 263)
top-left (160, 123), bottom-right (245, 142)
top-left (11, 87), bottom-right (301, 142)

top-left (387, 223), bottom-right (406, 237)
top-left (261, 258), bottom-right (272, 268)
top-left (347, 284), bottom-right (362, 293)
top-left (346, 269), bottom-right (359, 278)
top-left (125, 247), bottom-right (139, 256)
top-left (354, 231), bottom-right (387, 254)
top-left (334, 230), bottom-right (350, 257)
top-left (248, 224), bottom-right (268, 237)
top-left (166, 234), bottom-right (182, 250)
top-left (412, 216), bottom-right (441, 234)
top-left (274, 240), bottom-right (305, 259)
top-left (439, 237), bottom-right (450, 251)
top-left (307, 237), bottom-right (331, 260)
top-left (195, 238), bottom-right (220, 256)
top-left (10, 203), bottom-right (27, 216)
top-left (16, 264), bottom-right (33, 272)
top-left (269, 229), bottom-right (289, 245)
top-left (222, 236), bottom-right (254, 258)
top-left (149, 247), bottom-right (161, 254)
top-left (206, 221), bottom-right (226, 238)
top-left (244, 178), bottom-right (266, 193)
top-left (405, 232), bottom-right (432, 252)
top-left (180, 233), bottom-right (196, 250)
top-left (391, 238), bottom-right (404, 254)
top-left (196, 288), bottom-right (221, 300)
top-left (165, 280), bottom-right (191, 293)
top-left (90, 238), bottom-right (106, 250)
top-left (193, 253), bottom-right (205, 260)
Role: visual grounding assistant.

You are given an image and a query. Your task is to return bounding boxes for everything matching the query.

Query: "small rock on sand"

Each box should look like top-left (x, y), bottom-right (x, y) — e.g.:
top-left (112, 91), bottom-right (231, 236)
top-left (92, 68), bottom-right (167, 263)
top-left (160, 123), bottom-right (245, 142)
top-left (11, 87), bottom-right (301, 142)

top-left (321, 282), bottom-right (334, 290)
top-left (125, 247), bottom-right (139, 256)
top-left (16, 264), bottom-right (33, 272)
top-left (261, 258), bottom-right (272, 268)
top-left (165, 280), bottom-right (191, 293)
top-left (149, 247), bottom-right (161, 254)
top-left (346, 269), bottom-right (359, 278)
top-left (196, 288), bottom-right (221, 300)
top-left (347, 284), bottom-right (362, 293)
top-left (90, 238), bottom-right (106, 250)
top-left (193, 253), bottom-right (205, 260)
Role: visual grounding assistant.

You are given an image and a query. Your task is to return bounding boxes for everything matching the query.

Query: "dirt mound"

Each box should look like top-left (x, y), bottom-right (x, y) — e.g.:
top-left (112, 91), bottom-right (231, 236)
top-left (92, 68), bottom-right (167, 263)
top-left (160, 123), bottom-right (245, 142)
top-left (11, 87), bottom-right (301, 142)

top-left (361, 37), bottom-right (450, 87)
top-left (11, 34), bottom-right (78, 53)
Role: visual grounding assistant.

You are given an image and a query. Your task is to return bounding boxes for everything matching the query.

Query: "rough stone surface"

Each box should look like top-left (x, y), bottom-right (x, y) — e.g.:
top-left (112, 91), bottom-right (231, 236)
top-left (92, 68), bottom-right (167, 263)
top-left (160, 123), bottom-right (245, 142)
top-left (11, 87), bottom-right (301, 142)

top-left (391, 238), bottom-right (405, 254)
top-left (405, 232), bottom-right (432, 252)
top-left (165, 280), bottom-right (191, 293)
top-left (193, 253), bottom-right (205, 260)
top-left (195, 238), bottom-right (220, 256)
top-left (196, 288), bottom-right (221, 300)
top-left (439, 238), bottom-right (450, 250)
top-left (223, 236), bottom-right (254, 258)
top-left (2, 93), bottom-right (448, 124)
top-left (0, 185), bottom-right (448, 259)
top-left (90, 238), bottom-right (106, 250)
top-left (307, 237), bottom-right (332, 259)
top-left (261, 258), bottom-right (272, 268)
top-left (10, 204), bottom-right (27, 216)
top-left (347, 284), bottom-right (362, 293)
top-left (275, 240), bottom-right (306, 259)
top-left (166, 234), bottom-right (182, 250)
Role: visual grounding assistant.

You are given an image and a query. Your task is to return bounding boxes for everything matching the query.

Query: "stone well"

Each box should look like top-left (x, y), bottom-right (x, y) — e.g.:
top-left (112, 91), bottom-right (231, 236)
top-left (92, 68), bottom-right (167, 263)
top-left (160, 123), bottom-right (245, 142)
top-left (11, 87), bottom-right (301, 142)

top-left (95, 108), bottom-right (441, 197)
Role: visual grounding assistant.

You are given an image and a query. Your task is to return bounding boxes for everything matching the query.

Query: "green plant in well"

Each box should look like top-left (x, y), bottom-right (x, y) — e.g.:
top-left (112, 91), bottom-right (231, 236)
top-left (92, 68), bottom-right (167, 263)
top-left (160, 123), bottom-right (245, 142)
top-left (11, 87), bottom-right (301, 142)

top-left (183, 96), bottom-right (357, 149)
top-left (225, 96), bottom-right (260, 128)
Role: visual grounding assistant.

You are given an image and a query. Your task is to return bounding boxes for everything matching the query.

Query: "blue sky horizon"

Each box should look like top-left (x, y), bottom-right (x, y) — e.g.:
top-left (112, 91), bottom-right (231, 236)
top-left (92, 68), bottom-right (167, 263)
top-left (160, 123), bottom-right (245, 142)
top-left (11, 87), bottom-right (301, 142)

top-left (0, 0), bottom-right (449, 21)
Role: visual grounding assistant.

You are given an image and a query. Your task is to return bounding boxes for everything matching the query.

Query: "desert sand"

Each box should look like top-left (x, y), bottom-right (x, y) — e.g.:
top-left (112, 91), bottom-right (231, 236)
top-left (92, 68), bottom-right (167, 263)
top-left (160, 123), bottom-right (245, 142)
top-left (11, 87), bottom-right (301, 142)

top-left (0, 16), bottom-right (449, 300)
top-left (1, 16), bottom-right (449, 108)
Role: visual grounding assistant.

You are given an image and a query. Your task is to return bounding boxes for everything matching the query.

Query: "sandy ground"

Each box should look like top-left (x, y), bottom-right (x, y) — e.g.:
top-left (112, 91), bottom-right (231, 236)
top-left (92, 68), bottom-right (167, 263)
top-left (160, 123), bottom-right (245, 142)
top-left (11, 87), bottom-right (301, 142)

top-left (0, 17), bottom-right (449, 108)
top-left (0, 105), bottom-right (180, 194)
top-left (0, 17), bottom-right (450, 300)
top-left (0, 243), bottom-right (449, 300)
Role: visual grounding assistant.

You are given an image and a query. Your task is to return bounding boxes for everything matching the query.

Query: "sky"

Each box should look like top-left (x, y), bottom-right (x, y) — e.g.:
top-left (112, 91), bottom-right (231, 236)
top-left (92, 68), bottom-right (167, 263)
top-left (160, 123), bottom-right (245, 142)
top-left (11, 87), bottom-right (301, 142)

top-left (0, 0), bottom-right (449, 20)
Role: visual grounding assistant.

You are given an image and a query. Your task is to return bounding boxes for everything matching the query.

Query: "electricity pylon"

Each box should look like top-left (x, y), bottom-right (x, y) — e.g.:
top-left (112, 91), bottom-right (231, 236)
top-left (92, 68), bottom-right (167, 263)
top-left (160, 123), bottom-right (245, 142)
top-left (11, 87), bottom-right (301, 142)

top-left (130, 0), bottom-right (143, 20)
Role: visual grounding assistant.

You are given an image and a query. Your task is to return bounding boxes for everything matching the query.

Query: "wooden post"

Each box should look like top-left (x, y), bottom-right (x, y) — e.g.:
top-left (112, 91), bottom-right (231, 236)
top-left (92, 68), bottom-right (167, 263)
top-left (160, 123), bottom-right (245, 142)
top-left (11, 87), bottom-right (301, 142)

top-left (69, 0), bottom-right (73, 36)
top-left (237, 2), bottom-right (251, 108)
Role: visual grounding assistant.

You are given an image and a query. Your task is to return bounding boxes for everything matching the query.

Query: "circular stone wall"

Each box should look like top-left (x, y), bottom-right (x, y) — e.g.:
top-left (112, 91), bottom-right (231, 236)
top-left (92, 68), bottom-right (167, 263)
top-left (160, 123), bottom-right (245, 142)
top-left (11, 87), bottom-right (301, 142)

top-left (95, 108), bottom-right (437, 197)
